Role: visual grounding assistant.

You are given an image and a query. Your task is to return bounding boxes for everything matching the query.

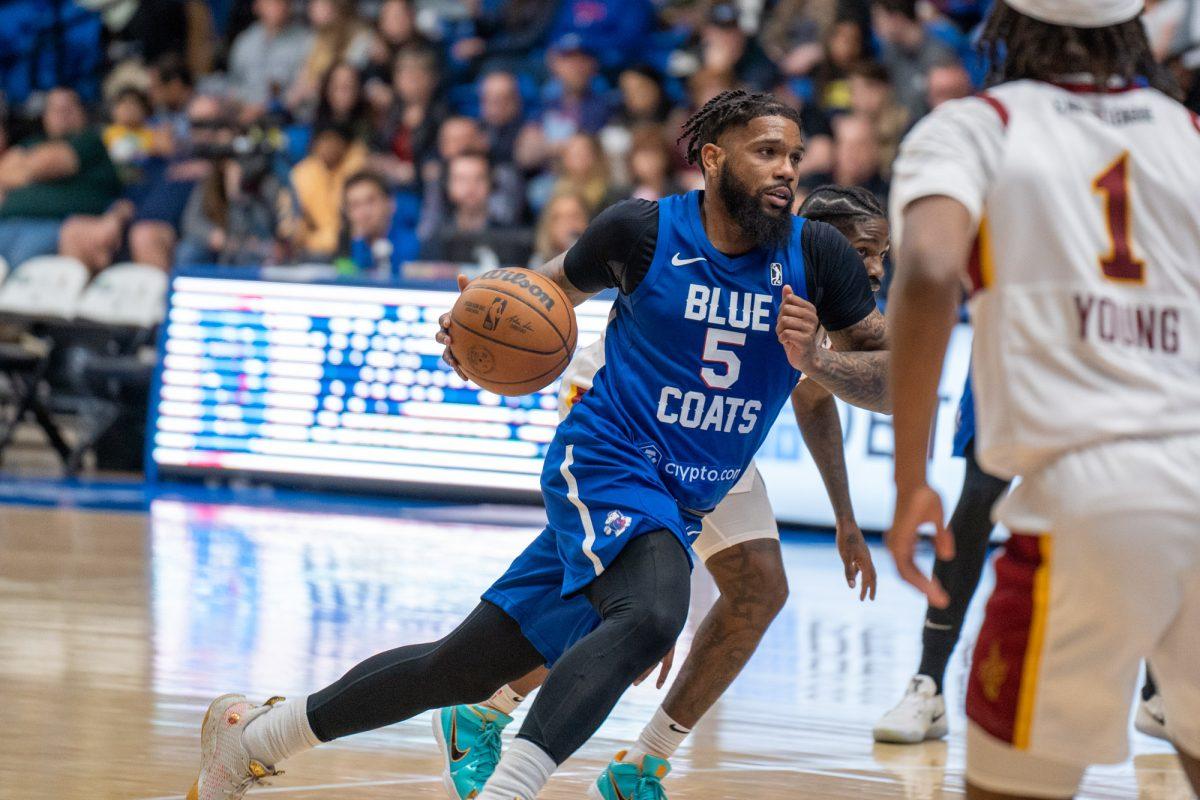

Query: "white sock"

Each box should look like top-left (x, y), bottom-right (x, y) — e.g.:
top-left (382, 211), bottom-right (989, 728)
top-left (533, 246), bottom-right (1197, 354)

top-left (621, 707), bottom-right (691, 765)
top-left (482, 684), bottom-right (526, 716)
top-left (476, 737), bottom-right (556, 800)
top-left (241, 697), bottom-right (321, 767)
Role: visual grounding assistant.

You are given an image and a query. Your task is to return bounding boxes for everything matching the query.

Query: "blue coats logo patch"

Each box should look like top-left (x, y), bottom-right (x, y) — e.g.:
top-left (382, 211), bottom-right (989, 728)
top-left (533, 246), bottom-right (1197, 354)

top-left (603, 510), bottom-right (632, 537)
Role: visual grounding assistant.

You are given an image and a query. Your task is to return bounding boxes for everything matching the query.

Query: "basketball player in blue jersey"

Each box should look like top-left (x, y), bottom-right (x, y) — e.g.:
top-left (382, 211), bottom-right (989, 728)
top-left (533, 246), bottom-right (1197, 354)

top-left (431, 184), bottom-right (892, 800)
top-left (186, 90), bottom-right (889, 800)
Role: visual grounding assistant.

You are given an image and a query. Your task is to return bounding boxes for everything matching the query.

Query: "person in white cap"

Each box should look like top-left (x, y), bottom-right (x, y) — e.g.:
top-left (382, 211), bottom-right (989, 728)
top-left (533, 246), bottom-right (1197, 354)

top-left (885, 0), bottom-right (1200, 797)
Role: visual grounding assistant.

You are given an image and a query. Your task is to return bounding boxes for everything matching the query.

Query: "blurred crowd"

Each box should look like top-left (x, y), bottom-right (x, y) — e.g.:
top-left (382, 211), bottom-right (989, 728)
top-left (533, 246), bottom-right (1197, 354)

top-left (0, 0), bottom-right (1197, 280)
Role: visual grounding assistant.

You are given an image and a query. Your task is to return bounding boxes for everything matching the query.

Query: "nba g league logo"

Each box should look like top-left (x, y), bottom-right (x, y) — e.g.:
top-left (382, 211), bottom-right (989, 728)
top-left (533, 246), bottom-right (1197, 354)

top-left (770, 263), bottom-right (783, 286)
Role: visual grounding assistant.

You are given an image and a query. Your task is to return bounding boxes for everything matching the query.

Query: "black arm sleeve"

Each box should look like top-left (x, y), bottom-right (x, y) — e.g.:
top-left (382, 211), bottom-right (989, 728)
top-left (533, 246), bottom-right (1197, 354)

top-left (802, 219), bottom-right (876, 332)
top-left (563, 198), bottom-right (659, 295)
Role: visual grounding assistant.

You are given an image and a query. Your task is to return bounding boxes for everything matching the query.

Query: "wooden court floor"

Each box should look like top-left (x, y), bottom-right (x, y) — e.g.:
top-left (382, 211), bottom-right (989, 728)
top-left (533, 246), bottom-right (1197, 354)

top-left (0, 500), bottom-right (1190, 800)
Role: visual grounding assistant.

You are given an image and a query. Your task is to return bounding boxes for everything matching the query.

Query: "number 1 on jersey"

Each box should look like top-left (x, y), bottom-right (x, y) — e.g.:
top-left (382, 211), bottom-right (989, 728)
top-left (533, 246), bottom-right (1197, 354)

top-left (1092, 152), bottom-right (1145, 283)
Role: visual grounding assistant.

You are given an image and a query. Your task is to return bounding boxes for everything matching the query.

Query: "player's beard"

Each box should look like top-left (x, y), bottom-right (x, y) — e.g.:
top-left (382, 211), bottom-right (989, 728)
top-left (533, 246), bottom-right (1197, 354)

top-left (716, 163), bottom-right (793, 249)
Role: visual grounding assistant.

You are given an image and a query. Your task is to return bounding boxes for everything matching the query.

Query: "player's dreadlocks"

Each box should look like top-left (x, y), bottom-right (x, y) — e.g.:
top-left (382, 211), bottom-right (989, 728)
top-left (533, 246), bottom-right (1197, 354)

top-left (677, 89), bottom-right (806, 170)
top-left (980, 4), bottom-right (1180, 99)
top-left (798, 185), bottom-right (886, 225)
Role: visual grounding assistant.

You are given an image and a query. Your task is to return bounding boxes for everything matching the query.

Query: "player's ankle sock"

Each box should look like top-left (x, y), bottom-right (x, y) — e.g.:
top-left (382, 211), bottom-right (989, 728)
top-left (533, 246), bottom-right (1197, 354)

top-left (241, 697), bottom-right (322, 767)
top-left (622, 707), bottom-right (690, 765)
top-left (476, 737), bottom-right (555, 800)
top-left (919, 622), bottom-right (955, 694)
top-left (481, 684), bottom-right (525, 716)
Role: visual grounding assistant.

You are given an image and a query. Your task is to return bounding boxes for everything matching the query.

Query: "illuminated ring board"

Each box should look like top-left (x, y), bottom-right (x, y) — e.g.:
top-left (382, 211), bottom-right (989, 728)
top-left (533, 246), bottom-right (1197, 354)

top-left (148, 272), bottom-right (614, 495)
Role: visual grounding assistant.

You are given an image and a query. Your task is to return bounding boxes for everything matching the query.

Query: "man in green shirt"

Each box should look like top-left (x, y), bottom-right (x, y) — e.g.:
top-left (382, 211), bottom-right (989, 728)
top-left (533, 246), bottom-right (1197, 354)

top-left (0, 87), bottom-right (122, 267)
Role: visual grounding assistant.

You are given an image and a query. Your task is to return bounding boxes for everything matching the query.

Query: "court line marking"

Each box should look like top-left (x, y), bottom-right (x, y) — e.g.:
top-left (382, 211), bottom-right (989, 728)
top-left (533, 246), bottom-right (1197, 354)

top-left (134, 776), bottom-right (439, 799)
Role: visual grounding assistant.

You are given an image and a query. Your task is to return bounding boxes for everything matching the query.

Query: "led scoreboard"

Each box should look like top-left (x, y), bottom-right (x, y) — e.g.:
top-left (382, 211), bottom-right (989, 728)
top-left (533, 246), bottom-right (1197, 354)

top-left (150, 271), bottom-right (613, 495)
top-left (150, 270), bottom-right (973, 529)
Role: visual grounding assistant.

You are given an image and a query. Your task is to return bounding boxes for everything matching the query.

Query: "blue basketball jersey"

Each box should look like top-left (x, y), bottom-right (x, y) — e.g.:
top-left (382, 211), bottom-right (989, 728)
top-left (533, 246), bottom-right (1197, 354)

top-left (488, 191), bottom-right (817, 658)
top-left (558, 190), bottom-right (808, 515)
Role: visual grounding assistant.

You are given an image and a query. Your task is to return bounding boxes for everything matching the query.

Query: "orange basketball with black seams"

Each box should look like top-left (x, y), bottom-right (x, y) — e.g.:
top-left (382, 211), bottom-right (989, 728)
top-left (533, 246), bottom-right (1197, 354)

top-left (448, 268), bottom-right (577, 396)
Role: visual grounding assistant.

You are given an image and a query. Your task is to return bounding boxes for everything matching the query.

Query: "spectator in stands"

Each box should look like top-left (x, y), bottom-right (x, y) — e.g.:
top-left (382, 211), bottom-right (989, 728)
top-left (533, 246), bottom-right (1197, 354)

top-left (146, 54), bottom-right (195, 147)
top-left (282, 121), bottom-right (367, 259)
top-left (847, 62), bottom-right (910, 177)
top-left (418, 117), bottom-right (524, 239)
top-left (341, 170), bottom-right (419, 277)
top-left (60, 92), bottom-right (232, 273)
top-left (870, 0), bottom-right (958, 119)
top-left (812, 17), bottom-right (869, 111)
top-left (544, 132), bottom-right (616, 213)
top-left (448, 0), bottom-right (558, 77)
top-left (126, 93), bottom-right (228, 269)
top-left (531, 191), bottom-right (590, 265)
top-left (227, 0), bottom-right (313, 114)
top-left (104, 87), bottom-right (160, 168)
top-left (623, 126), bottom-right (682, 202)
top-left (479, 71), bottom-right (524, 167)
top-left (314, 62), bottom-right (374, 142)
top-left (699, 3), bottom-right (780, 91)
top-left (0, 87), bottom-right (122, 268)
top-left (177, 148), bottom-right (283, 267)
top-left (372, 45), bottom-right (447, 187)
top-left (761, 0), bottom-right (837, 78)
top-left (602, 66), bottom-right (671, 170)
top-left (288, 0), bottom-right (374, 116)
top-left (831, 114), bottom-right (889, 205)
top-left (419, 151), bottom-right (519, 262)
top-left (548, 0), bottom-right (656, 75)
top-left (515, 35), bottom-right (611, 174)
top-left (616, 66), bottom-right (671, 128)
top-left (926, 59), bottom-right (973, 110)
top-left (365, 0), bottom-right (431, 83)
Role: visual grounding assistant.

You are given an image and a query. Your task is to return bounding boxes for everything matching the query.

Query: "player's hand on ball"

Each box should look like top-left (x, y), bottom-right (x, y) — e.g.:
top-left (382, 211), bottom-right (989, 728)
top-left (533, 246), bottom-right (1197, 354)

top-left (634, 645), bottom-right (675, 689)
top-left (887, 482), bottom-right (954, 608)
top-left (835, 521), bottom-right (877, 601)
top-left (776, 285), bottom-right (823, 372)
top-left (436, 274), bottom-right (471, 380)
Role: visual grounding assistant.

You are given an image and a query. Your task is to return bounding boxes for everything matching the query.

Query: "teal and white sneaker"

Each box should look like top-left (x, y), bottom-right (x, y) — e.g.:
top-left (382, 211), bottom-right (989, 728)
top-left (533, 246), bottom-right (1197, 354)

top-left (586, 751), bottom-right (671, 800)
top-left (432, 704), bottom-right (512, 799)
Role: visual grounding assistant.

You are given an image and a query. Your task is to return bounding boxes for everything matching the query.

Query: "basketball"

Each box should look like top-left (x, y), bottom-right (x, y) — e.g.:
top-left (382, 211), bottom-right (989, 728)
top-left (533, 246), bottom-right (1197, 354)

top-left (448, 268), bottom-right (577, 395)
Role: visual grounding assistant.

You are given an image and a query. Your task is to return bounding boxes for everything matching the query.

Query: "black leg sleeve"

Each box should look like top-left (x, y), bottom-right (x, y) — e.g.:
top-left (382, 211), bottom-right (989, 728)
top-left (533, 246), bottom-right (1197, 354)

top-left (919, 444), bottom-right (1012, 691)
top-left (305, 600), bottom-right (545, 742)
top-left (517, 530), bottom-right (692, 764)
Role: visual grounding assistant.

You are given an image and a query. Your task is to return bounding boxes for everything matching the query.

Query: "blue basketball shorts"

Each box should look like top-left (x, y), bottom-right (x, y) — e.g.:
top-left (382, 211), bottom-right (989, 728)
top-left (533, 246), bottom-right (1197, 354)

top-left (483, 432), bottom-right (702, 665)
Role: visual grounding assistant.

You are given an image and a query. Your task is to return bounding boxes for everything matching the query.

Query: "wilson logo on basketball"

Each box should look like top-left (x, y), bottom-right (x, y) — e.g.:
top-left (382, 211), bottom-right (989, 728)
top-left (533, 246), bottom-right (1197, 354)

top-left (480, 268), bottom-right (557, 311)
top-left (483, 298), bottom-right (508, 331)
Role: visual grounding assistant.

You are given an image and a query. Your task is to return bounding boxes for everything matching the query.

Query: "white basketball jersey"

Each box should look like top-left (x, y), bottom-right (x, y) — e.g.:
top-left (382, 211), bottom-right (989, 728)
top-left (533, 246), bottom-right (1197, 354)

top-left (892, 80), bottom-right (1200, 478)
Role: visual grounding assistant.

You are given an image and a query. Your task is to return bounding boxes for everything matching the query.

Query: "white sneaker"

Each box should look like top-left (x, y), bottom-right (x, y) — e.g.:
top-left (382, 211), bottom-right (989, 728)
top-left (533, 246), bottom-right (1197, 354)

top-left (873, 675), bottom-right (948, 744)
top-left (1135, 693), bottom-right (1169, 742)
top-left (187, 694), bottom-right (286, 800)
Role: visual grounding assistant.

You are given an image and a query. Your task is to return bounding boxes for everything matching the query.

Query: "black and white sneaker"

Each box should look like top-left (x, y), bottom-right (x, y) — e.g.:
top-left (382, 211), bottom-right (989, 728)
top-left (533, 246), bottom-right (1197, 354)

top-left (873, 675), bottom-right (948, 744)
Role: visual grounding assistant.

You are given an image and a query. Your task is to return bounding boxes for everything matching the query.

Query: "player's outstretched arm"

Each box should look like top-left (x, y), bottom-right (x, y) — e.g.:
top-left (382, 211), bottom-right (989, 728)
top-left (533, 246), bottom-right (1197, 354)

top-left (531, 251), bottom-right (597, 307)
top-left (815, 309), bottom-right (890, 413)
top-left (790, 379), bottom-right (877, 600)
top-left (887, 195), bottom-right (969, 608)
top-left (777, 291), bottom-right (892, 413)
